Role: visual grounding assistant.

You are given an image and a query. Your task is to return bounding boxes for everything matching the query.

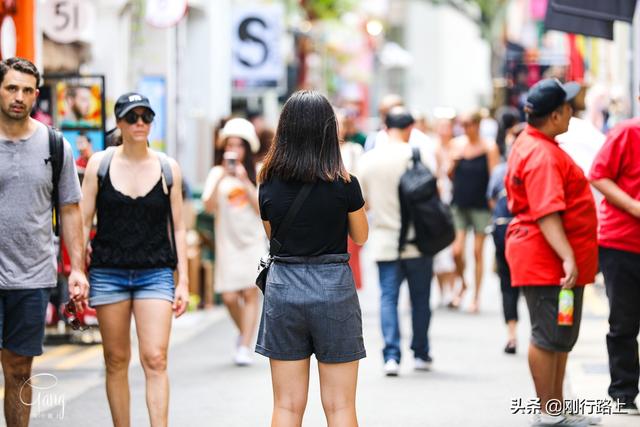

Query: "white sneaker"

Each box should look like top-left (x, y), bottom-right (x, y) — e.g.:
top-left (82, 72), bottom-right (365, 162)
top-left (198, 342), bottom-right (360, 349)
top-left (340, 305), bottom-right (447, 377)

top-left (383, 359), bottom-right (399, 377)
top-left (234, 345), bottom-right (254, 366)
top-left (414, 356), bottom-right (433, 371)
top-left (531, 414), bottom-right (589, 426)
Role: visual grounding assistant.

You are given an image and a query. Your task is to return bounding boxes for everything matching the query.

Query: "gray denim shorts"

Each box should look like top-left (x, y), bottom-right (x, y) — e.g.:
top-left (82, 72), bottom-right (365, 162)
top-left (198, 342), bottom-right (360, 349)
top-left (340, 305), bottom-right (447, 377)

top-left (256, 254), bottom-right (366, 364)
top-left (522, 285), bottom-right (584, 353)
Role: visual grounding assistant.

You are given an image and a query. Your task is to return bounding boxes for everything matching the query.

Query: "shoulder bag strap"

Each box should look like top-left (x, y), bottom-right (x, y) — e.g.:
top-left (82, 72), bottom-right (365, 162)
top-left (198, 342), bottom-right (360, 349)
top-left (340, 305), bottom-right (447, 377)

top-left (269, 183), bottom-right (314, 255)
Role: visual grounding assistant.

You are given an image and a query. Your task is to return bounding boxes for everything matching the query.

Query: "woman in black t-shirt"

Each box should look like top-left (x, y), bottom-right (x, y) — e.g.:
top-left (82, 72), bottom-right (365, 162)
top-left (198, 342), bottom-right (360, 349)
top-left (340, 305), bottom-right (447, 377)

top-left (257, 90), bottom-right (368, 426)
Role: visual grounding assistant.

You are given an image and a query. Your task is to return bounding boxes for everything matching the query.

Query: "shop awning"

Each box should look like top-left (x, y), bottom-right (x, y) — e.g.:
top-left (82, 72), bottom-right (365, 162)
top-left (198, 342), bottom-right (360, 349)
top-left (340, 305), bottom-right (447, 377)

top-left (551, 0), bottom-right (637, 23)
top-left (544, 5), bottom-right (614, 40)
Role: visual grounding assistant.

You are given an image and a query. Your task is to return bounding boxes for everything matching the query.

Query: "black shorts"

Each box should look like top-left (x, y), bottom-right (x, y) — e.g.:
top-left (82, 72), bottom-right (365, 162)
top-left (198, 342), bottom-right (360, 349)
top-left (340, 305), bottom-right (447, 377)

top-left (0, 288), bottom-right (51, 357)
top-left (522, 286), bottom-right (584, 353)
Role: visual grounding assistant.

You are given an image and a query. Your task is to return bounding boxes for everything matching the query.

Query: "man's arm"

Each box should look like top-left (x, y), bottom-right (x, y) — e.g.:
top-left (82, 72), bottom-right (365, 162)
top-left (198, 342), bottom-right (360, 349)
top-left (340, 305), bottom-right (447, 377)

top-left (537, 212), bottom-right (577, 288)
top-left (591, 178), bottom-right (640, 219)
top-left (60, 203), bottom-right (89, 301)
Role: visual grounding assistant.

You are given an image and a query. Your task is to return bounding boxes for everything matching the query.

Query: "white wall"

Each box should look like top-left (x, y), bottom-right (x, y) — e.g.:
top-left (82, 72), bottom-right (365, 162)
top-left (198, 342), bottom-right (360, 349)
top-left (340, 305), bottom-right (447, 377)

top-left (404, 1), bottom-right (492, 114)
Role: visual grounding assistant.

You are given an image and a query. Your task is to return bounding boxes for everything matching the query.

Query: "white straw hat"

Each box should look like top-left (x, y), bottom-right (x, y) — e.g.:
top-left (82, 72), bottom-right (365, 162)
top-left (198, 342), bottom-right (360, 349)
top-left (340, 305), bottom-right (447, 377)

top-left (220, 118), bottom-right (260, 153)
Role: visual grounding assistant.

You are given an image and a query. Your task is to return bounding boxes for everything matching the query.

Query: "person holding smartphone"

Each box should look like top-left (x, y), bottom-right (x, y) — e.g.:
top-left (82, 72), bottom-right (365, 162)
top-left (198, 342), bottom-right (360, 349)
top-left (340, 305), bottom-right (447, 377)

top-left (202, 118), bottom-right (265, 366)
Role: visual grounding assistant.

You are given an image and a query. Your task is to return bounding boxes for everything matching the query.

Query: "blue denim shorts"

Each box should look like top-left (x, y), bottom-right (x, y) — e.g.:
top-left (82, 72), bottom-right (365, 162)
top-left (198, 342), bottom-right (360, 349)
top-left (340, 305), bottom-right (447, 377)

top-left (89, 268), bottom-right (175, 307)
top-left (256, 254), bottom-right (366, 364)
top-left (0, 288), bottom-right (51, 356)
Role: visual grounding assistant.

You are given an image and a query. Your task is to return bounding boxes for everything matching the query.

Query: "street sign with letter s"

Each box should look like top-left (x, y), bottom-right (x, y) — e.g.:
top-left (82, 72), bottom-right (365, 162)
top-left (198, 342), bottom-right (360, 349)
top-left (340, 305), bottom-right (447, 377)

top-left (232, 4), bottom-right (284, 93)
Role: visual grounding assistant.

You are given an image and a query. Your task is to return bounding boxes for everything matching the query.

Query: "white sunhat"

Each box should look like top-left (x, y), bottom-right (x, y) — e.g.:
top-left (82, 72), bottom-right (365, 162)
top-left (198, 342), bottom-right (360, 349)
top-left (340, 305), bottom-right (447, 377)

top-left (220, 118), bottom-right (260, 153)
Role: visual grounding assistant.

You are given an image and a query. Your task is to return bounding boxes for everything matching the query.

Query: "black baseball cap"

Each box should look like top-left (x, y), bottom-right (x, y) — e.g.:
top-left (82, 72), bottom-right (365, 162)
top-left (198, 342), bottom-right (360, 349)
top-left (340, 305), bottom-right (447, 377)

top-left (525, 79), bottom-right (580, 117)
top-left (385, 107), bottom-right (415, 130)
top-left (114, 92), bottom-right (155, 119)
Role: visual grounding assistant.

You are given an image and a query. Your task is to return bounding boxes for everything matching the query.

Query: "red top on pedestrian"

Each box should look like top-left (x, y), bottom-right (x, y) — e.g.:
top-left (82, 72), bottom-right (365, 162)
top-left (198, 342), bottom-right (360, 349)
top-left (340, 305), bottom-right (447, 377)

top-left (589, 118), bottom-right (640, 254)
top-left (505, 125), bottom-right (598, 287)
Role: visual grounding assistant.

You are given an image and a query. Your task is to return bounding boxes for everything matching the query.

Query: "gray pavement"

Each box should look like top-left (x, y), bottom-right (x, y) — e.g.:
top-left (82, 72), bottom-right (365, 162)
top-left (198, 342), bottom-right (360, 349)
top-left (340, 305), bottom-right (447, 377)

top-left (4, 243), bottom-right (638, 426)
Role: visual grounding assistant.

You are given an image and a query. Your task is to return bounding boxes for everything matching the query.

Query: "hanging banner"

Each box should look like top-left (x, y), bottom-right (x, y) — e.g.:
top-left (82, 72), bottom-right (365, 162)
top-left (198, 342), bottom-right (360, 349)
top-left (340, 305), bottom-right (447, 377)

top-left (231, 4), bottom-right (285, 93)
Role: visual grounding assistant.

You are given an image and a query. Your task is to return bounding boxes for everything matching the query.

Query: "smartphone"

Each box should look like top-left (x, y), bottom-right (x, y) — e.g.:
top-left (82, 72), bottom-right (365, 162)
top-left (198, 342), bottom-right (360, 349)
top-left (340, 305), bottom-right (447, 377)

top-left (223, 152), bottom-right (238, 175)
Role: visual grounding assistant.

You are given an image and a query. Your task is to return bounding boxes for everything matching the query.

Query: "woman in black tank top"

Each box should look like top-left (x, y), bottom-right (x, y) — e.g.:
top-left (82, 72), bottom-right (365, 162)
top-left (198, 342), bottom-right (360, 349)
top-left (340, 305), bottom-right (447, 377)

top-left (448, 111), bottom-right (500, 313)
top-left (80, 92), bottom-right (189, 426)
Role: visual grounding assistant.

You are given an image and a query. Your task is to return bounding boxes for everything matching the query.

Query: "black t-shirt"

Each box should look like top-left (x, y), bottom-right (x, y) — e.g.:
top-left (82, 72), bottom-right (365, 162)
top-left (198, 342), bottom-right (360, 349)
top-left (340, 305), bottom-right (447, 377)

top-left (259, 175), bottom-right (365, 257)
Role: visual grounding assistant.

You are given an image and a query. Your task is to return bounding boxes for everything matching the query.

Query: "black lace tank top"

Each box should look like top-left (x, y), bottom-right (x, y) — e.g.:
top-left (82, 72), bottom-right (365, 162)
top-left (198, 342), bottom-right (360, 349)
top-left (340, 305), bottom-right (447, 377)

top-left (452, 153), bottom-right (490, 209)
top-left (90, 171), bottom-right (177, 269)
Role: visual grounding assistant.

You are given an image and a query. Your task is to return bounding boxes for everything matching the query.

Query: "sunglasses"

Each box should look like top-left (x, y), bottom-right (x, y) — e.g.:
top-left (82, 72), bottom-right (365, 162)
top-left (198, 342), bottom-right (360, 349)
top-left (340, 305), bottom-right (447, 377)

top-left (64, 300), bottom-right (90, 331)
top-left (123, 110), bottom-right (154, 125)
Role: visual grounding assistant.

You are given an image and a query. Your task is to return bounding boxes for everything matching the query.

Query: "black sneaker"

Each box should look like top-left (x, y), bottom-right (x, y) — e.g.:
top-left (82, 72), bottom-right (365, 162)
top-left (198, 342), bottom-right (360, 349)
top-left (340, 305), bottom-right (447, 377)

top-left (614, 397), bottom-right (639, 415)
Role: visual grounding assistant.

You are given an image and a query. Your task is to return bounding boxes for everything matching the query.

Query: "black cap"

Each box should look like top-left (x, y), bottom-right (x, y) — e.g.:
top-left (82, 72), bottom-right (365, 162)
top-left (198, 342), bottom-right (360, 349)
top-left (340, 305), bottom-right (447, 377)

top-left (525, 79), bottom-right (580, 117)
top-left (385, 107), bottom-right (415, 130)
top-left (114, 92), bottom-right (155, 119)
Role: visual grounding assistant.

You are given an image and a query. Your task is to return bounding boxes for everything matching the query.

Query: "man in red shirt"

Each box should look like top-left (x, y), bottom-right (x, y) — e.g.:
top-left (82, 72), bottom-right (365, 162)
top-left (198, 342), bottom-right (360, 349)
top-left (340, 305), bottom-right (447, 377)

top-left (506, 79), bottom-right (598, 427)
top-left (589, 99), bottom-right (640, 415)
top-left (74, 131), bottom-right (93, 175)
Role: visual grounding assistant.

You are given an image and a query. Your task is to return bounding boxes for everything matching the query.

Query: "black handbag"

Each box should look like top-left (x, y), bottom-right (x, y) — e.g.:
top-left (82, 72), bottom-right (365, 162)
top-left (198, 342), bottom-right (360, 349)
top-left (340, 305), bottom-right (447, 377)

top-left (256, 183), bottom-right (313, 293)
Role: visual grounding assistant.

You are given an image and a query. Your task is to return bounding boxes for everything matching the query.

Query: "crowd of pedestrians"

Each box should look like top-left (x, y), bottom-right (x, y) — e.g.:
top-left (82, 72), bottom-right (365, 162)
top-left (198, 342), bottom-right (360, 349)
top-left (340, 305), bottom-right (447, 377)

top-left (1, 55), bottom-right (639, 427)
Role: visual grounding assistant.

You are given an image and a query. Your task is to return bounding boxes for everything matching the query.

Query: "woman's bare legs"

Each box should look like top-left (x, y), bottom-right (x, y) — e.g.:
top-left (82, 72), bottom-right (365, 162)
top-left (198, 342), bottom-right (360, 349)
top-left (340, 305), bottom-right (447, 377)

top-left (319, 360), bottom-right (359, 427)
top-left (270, 358), bottom-right (311, 427)
top-left (222, 291), bottom-right (243, 331)
top-left (468, 232), bottom-right (487, 313)
top-left (239, 287), bottom-right (260, 347)
top-left (96, 301), bottom-right (133, 427)
top-left (133, 299), bottom-right (173, 427)
top-left (450, 230), bottom-right (467, 308)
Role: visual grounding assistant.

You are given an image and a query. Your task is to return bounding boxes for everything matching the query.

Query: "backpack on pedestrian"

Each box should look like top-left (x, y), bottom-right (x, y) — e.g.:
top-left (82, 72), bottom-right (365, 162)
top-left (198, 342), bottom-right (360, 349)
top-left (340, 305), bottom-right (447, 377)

top-left (48, 127), bottom-right (64, 236)
top-left (398, 146), bottom-right (455, 256)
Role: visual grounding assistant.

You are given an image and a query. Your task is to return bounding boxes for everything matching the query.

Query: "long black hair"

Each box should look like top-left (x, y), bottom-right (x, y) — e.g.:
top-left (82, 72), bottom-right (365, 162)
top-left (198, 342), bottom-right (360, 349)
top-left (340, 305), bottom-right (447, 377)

top-left (258, 90), bottom-right (349, 183)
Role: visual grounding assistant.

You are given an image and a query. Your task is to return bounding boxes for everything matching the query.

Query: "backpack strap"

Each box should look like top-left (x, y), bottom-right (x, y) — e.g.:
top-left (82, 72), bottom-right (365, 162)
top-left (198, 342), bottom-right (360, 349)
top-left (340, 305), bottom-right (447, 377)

top-left (398, 146), bottom-right (422, 255)
top-left (411, 145), bottom-right (421, 165)
top-left (155, 151), bottom-right (173, 192)
top-left (48, 127), bottom-right (64, 236)
top-left (155, 151), bottom-right (176, 260)
top-left (97, 146), bottom-right (117, 189)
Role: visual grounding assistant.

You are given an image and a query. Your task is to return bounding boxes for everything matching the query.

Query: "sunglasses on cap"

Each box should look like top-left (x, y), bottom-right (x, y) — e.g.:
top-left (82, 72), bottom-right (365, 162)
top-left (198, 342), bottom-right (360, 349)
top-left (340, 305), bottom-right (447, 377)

top-left (123, 110), bottom-right (154, 125)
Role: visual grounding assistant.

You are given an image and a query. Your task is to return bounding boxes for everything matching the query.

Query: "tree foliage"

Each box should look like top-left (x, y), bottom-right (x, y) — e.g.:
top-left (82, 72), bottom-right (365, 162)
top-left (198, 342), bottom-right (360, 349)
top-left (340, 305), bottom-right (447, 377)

top-left (426, 0), bottom-right (510, 42)
top-left (298, 0), bottom-right (357, 20)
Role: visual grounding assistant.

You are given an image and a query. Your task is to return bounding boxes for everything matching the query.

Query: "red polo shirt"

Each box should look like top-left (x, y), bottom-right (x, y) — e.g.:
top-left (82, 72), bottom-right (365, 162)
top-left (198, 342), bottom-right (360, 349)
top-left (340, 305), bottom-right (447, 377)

top-left (589, 118), bottom-right (640, 254)
top-left (505, 125), bottom-right (598, 287)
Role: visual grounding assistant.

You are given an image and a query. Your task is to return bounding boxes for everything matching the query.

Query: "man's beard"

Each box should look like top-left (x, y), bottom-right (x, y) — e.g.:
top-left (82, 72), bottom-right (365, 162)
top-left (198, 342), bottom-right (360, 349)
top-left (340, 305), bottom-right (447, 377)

top-left (0, 104), bottom-right (31, 121)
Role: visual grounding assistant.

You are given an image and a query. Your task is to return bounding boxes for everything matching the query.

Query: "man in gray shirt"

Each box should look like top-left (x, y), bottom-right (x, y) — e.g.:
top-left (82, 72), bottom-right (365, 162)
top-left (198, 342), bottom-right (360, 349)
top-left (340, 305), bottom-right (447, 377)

top-left (0, 57), bottom-right (88, 426)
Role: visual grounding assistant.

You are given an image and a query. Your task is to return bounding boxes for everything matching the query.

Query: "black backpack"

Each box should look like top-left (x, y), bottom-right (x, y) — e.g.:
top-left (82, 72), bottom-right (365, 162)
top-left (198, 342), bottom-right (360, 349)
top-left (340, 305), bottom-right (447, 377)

top-left (48, 127), bottom-right (64, 236)
top-left (398, 146), bottom-right (455, 256)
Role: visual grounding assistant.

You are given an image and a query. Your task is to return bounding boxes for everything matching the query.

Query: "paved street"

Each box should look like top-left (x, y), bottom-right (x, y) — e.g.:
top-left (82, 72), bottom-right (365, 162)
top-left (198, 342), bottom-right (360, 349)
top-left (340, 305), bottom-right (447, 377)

top-left (1, 244), bottom-right (637, 426)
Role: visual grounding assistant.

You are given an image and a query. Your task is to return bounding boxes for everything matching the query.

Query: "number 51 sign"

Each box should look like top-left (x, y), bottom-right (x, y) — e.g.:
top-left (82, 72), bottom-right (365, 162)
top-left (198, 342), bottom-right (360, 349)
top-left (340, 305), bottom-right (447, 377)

top-left (42, 0), bottom-right (94, 44)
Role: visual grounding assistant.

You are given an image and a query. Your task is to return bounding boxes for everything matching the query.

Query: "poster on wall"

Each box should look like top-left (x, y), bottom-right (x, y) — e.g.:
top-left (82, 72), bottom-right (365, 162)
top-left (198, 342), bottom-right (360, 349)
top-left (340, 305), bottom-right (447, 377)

top-left (54, 77), bottom-right (104, 128)
top-left (61, 129), bottom-right (104, 160)
top-left (41, 74), bottom-right (106, 156)
top-left (138, 75), bottom-right (167, 152)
